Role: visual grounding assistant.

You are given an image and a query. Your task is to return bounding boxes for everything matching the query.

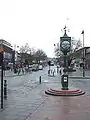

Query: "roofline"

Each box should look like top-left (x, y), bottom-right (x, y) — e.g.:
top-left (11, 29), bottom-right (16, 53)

top-left (76, 47), bottom-right (90, 52)
top-left (0, 39), bottom-right (12, 48)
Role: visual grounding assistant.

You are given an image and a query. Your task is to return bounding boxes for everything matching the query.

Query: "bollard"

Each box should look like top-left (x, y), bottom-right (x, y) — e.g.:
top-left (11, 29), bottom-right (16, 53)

top-left (53, 71), bottom-right (54, 76)
top-left (39, 76), bottom-right (41, 84)
top-left (60, 69), bottom-right (61, 75)
top-left (51, 70), bottom-right (52, 74)
top-left (48, 70), bottom-right (50, 75)
top-left (4, 80), bottom-right (7, 99)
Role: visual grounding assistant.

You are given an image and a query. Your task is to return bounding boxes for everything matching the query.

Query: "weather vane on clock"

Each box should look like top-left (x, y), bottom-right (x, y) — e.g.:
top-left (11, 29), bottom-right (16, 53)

top-left (61, 25), bottom-right (70, 34)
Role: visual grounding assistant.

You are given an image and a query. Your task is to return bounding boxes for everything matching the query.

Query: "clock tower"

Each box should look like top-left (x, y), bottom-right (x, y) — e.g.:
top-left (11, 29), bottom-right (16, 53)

top-left (45, 25), bottom-right (85, 96)
top-left (60, 26), bottom-right (71, 90)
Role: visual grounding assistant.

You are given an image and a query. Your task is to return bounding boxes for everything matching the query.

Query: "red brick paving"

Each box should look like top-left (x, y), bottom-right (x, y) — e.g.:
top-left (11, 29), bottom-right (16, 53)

top-left (26, 95), bottom-right (90, 120)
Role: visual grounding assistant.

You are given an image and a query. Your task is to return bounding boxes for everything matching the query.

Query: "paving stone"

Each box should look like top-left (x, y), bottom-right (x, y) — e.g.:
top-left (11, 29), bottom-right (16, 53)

top-left (5, 115), bottom-right (18, 120)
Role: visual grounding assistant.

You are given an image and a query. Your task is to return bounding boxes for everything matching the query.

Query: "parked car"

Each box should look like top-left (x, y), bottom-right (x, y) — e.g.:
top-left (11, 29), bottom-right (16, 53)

top-left (50, 62), bottom-right (54, 66)
top-left (38, 65), bottom-right (43, 70)
top-left (28, 65), bottom-right (33, 72)
top-left (31, 64), bottom-right (38, 71)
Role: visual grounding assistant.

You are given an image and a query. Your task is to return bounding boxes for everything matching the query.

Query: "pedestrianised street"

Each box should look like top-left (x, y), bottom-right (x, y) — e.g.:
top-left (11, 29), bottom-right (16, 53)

top-left (0, 66), bottom-right (90, 120)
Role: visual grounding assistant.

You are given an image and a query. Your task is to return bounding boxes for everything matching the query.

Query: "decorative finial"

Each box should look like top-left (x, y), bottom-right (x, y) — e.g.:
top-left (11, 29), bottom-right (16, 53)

top-left (61, 25), bottom-right (70, 37)
top-left (63, 25), bottom-right (67, 34)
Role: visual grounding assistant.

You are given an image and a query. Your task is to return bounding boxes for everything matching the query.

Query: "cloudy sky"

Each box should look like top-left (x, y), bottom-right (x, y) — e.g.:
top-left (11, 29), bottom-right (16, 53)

top-left (0, 0), bottom-right (90, 57)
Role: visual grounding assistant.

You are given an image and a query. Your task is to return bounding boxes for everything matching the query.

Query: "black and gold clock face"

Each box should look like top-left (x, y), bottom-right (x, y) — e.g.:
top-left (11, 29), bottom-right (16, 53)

top-left (61, 41), bottom-right (70, 50)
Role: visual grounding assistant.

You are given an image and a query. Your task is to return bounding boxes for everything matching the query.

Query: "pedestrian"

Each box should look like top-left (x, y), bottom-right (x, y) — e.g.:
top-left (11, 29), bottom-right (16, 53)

top-left (54, 69), bottom-right (55, 73)
top-left (60, 66), bottom-right (64, 75)
top-left (53, 69), bottom-right (55, 76)
top-left (18, 67), bottom-right (21, 75)
top-left (48, 69), bottom-right (50, 75)
top-left (22, 67), bottom-right (24, 74)
top-left (57, 65), bottom-right (59, 73)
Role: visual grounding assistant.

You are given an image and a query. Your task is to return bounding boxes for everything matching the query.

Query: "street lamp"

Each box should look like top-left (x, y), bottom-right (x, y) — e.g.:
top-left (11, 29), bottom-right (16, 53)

top-left (81, 30), bottom-right (85, 77)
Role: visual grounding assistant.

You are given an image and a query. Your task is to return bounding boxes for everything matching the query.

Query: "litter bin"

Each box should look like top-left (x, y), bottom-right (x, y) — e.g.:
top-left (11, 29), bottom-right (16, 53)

top-left (61, 74), bottom-right (68, 90)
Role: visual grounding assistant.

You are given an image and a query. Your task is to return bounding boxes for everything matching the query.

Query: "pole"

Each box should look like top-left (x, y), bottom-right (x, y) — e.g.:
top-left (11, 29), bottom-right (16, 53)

top-left (82, 31), bottom-right (85, 77)
top-left (12, 50), bottom-right (15, 69)
top-left (4, 80), bottom-right (7, 99)
top-left (48, 65), bottom-right (50, 75)
top-left (39, 76), bottom-right (41, 84)
top-left (64, 52), bottom-right (67, 68)
top-left (64, 55), bottom-right (66, 68)
top-left (1, 51), bottom-right (3, 108)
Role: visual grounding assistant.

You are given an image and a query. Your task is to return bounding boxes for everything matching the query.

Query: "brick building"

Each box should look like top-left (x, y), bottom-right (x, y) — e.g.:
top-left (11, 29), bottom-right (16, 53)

top-left (0, 39), bottom-right (14, 69)
top-left (0, 39), bottom-right (22, 69)
top-left (0, 39), bottom-right (13, 59)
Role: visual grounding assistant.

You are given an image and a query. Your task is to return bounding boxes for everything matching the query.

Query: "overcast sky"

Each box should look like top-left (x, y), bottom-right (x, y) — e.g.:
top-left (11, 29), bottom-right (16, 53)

top-left (0, 0), bottom-right (90, 57)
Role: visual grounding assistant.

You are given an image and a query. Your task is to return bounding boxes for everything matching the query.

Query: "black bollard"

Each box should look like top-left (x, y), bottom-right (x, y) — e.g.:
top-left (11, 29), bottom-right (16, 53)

top-left (53, 71), bottom-right (54, 76)
top-left (4, 80), bottom-right (7, 99)
top-left (60, 69), bottom-right (61, 75)
top-left (39, 76), bottom-right (41, 84)
top-left (57, 68), bottom-right (59, 73)
top-left (48, 70), bottom-right (50, 75)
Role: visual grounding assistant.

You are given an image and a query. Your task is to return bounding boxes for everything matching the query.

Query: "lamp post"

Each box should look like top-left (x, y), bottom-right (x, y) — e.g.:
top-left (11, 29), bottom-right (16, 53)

top-left (81, 30), bottom-right (85, 77)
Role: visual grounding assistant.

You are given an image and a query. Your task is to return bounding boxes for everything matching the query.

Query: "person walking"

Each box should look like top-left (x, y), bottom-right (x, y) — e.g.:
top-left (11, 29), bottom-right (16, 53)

top-left (18, 66), bottom-right (21, 75)
top-left (60, 65), bottom-right (64, 75)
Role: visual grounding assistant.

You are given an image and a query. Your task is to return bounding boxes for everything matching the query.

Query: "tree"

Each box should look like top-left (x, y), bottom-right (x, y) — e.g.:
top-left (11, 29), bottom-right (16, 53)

top-left (26, 48), bottom-right (36, 64)
top-left (19, 43), bottom-right (31, 53)
top-left (19, 43), bottom-right (31, 64)
top-left (68, 38), bottom-right (82, 67)
top-left (54, 45), bottom-right (63, 57)
top-left (19, 43), bottom-right (47, 65)
top-left (73, 39), bottom-right (82, 52)
top-left (54, 43), bottom-right (63, 58)
top-left (34, 49), bottom-right (47, 64)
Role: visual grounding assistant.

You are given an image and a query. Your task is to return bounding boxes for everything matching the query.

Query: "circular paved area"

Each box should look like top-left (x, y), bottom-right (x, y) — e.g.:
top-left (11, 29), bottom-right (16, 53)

top-left (45, 88), bottom-right (85, 96)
